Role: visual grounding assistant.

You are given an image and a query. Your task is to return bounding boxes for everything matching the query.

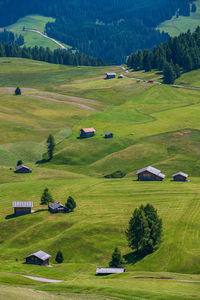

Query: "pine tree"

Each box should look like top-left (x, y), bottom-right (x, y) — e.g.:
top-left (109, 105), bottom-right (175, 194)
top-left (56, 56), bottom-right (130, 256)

top-left (191, 3), bottom-right (197, 13)
top-left (109, 248), bottom-right (125, 268)
top-left (163, 62), bottom-right (176, 84)
top-left (15, 87), bottom-right (21, 95)
top-left (65, 196), bottom-right (76, 212)
top-left (40, 188), bottom-right (54, 205)
top-left (55, 250), bottom-right (64, 263)
top-left (126, 204), bottom-right (162, 254)
top-left (17, 160), bottom-right (23, 166)
top-left (47, 134), bottom-right (55, 160)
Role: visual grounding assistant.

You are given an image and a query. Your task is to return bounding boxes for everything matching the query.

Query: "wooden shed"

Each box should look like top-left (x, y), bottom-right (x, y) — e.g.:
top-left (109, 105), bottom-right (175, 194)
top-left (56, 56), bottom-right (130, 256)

top-left (96, 267), bottom-right (125, 276)
top-left (172, 172), bottom-right (188, 182)
top-left (49, 202), bottom-right (66, 213)
top-left (13, 201), bottom-right (33, 216)
top-left (136, 166), bottom-right (165, 181)
top-left (14, 165), bottom-right (32, 174)
top-left (105, 72), bottom-right (116, 79)
top-left (80, 128), bottom-right (96, 138)
top-left (104, 132), bottom-right (113, 139)
top-left (25, 250), bottom-right (51, 266)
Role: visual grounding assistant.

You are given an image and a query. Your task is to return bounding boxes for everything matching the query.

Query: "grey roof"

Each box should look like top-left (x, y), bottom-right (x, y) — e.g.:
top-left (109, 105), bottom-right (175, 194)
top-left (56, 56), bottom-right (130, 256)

top-left (106, 72), bottom-right (116, 76)
top-left (26, 250), bottom-right (51, 260)
top-left (49, 202), bottom-right (65, 209)
top-left (15, 165), bottom-right (31, 171)
top-left (13, 201), bottom-right (33, 208)
top-left (136, 166), bottom-right (165, 178)
top-left (96, 268), bottom-right (125, 274)
top-left (172, 172), bottom-right (188, 178)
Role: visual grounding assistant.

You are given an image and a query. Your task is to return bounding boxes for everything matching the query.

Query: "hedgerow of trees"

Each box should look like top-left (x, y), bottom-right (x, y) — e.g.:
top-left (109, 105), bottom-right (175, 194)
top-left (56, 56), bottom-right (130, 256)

top-left (127, 26), bottom-right (200, 84)
top-left (126, 204), bottom-right (162, 254)
top-left (0, 29), bottom-right (24, 46)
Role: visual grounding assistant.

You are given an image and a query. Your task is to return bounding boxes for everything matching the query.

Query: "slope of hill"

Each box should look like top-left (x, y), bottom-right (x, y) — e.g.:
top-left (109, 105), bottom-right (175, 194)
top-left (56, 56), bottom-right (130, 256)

top-left (0, 0), bottom-right (193, 63)
top-left (0, 58), bottom-right (200, 299)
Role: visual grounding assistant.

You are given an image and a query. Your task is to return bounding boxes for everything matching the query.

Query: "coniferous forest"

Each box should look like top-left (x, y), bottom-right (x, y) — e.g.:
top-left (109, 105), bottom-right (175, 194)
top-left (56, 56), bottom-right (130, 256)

top-left (0, 43), bottom-right (106, 66)
top-left (127, 27), bottom-right (200, 84)
top-left (0, 0), bottom-right (194, 63)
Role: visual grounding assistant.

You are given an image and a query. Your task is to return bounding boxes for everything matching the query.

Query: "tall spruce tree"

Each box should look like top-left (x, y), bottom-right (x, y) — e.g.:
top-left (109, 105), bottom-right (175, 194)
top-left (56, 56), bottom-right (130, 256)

top-left (65, 196), bottom-right (76, 212)
top-left (163, 62), bottom-right (176, 84)
top-left (17, 160), bottom-right (23, 166)
top-left (109, 248), bottom-right (125, 268)
top-left (47, 134), bottom-right (55, 160)
top-left (40, 188), bottom-right (54, 205)
top-left (15, 87), bottom-right (21, 95)
top-left (126, 204), bottom-right (162, 254)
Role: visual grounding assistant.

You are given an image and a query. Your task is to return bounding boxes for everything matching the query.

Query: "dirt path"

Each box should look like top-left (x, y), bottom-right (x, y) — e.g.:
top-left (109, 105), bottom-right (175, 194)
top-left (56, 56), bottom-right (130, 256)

top-left (133, 276), bottom-right (200, 283)
top-left (25, 29), bottom-right (67, 50)
top-left (22, 275), bottom-right (63, 283)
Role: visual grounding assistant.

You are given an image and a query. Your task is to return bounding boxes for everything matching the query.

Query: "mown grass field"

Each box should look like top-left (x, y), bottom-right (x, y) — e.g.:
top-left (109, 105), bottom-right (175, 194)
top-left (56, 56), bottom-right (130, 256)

top-left (1, 15), bottom-right (70, 50)
top-left (0, 58), bottom-right (200, 299)
top-left (157, 0), bottom-right (200, 36)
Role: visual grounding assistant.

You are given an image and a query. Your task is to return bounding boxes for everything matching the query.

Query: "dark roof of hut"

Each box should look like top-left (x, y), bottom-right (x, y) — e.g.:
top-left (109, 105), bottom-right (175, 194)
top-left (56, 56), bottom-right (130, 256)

top-left (26, 250), bottom-right (51, 260)
top-left (13, 201), bottom-right (33, 208)
top-left (172, 172), bottom-right (188, 178)
top-left (96, 267), bottom-right (125, 274)
top-left (49, 202), bottom-right (65, 209)
top-left (15, 165), bottom-right (32, 171)
top-left (136, 166), bottom-right (165, 178)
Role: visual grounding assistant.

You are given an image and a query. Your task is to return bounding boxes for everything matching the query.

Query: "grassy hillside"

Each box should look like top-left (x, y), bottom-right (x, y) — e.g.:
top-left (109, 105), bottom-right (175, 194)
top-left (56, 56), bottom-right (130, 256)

top-left (157, 0), bottom-right (200, 36)
top-left (0, 58), bottom-right (200, 299)
top-left (2, 15), bottom-right (70, 50)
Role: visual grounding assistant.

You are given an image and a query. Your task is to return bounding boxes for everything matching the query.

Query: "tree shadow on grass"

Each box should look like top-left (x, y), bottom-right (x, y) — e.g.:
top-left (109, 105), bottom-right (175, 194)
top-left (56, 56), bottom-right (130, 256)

top-left (5, 214), bottom-right (16, 220)
top-left (124, 250), bottom-right (149, 265)
top-left (36, 158), bottom-right (50, 164)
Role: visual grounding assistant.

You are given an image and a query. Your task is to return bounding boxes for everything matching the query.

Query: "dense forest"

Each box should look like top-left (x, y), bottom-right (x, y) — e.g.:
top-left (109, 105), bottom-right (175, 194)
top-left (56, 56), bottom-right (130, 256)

top-left (0, 42), bottom-right (106, 66)
top-left (0, 29), bottom-right (24, 46)
top-left (0, 0), bottom-right (194, 63)
top-left (127, 26), bottom-right (200, 84)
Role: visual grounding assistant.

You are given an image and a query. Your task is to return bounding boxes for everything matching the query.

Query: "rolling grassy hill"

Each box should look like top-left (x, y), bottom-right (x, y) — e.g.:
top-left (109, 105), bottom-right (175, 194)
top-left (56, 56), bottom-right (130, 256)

top-left (0, 58), bottom-right (200, 299)
top-left (157, 0), bottom-right (200, 36)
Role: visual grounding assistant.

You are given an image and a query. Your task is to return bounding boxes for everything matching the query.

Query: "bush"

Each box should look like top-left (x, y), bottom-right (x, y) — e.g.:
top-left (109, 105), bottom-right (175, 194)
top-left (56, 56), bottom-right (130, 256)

top-left (15, 87), bottom-right (21, 95)
top-left (104, 170), bottom-right (126, 178)
top-left (55, 250), bottom-right (64, 263)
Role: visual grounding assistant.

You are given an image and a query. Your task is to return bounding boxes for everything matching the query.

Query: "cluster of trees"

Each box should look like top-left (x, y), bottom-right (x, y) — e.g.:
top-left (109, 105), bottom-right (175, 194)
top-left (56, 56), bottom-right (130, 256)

top-left (109, 204), bottom-right (162, 268)
top-left (0, 42), bottom-right (106, 66)
top-left (0, 29), bottom-right (24, 46)
top-left (0, 0), bottom-right (194, 63)
top-left (40, 188), bottom-right (76, 212)
top-left (127, 26), bottom-right (200, 84)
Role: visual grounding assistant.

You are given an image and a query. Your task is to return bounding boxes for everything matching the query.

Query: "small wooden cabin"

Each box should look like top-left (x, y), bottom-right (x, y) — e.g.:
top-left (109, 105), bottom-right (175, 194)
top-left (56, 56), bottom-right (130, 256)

top-left (136, 166), bottom-right (165, 181)
top-left (172, 172), bottom-right (188, 182)
top-left (96, 267), bottom-right (125, 276)
top-left (49, 202), bottom-right (66, 213)
top-left (14, 165), bottom-right (32, 174)
top-left (104, 132), bottom-right (113, 139)
top-left (105, 72), bottom-right (116, 79)
top-left (80, 128), bottom-right (96, 138)
top-left (25, 250), bottom-right (51, 266)
top-left (13, 201), bottom-right (33, 216)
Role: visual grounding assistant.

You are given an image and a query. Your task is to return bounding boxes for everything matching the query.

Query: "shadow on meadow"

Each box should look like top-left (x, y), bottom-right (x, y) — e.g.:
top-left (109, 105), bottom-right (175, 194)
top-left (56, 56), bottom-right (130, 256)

top-left (124, 250), bottom-right (149, 265)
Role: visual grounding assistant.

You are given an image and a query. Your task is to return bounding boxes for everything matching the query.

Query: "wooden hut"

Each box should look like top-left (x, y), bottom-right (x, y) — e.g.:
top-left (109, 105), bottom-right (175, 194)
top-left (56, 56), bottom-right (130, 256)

top-left (105, 72), bottom-right (116, 79)
top-left (96, 267), bottom-right (125, 276)
top-left (13, 201), bottom-right (33, 216)
top-left (172, 172), bottom-right (188, 182)
top-left (49, 202), bottom-right (66, 213)
top-left (80, 128), bottom-right (96, 138)
top-left (104, 132), bottom-right (113, 139)
top-left (14, 165), bottom-right (32, 173)
top-left (25, 250), bottom-right (51, 266)
top-left (136, 166), bottom-right (165, 181)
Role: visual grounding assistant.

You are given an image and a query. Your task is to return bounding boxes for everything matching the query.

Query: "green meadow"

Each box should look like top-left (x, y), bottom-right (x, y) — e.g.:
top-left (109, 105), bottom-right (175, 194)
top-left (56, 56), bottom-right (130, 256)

top-left (2, 15), bottom-right (70, 50)
top-left (0, 58), bottom-right (200, 299)
top-left (157, 0), bottom-right (200, 36)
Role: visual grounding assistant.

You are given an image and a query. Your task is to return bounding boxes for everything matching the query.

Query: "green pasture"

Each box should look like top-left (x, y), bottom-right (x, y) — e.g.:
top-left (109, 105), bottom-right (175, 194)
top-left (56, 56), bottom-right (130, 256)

top-left (157, 0), bottom-right (200, 36)
top-left (0, 58), bottom-right (200, 299)
top-left (2, 15), bottom-right (70, 50)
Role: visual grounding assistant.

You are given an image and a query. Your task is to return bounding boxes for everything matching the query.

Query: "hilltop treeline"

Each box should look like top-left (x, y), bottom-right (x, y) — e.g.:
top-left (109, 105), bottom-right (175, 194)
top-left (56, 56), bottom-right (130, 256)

top-left (127, 26), bottom-right (200, 83)
top-left (0, 29), bottom-right (24, 46)
top-left (0, 0), bottom-right (194, 63)
top-left (0, 43), bottom-right (106, 66)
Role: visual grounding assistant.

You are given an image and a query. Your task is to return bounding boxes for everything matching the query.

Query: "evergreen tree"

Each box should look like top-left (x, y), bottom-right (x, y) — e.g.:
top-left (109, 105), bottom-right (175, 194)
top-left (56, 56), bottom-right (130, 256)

top-left (40, 188), bottom-right (54, 205)
top-left (15, 87), bottom-right (21, 95)
top-left (17, 160), bottom-right (23, 166)
top-left (55, 250), bottom-right (64, 263)
top-left (65, 196), bottom-right (76, 212)
top-left (109, 248), bottom-right (125, 268)
top-left (47, 134), bottom-right (55, 160)
top-left (163, 62), bottom-right (176, 84)
top-left (126, 204), bottom-right (162, 254)
top-left (191, 3), bottom-right (197, 13)
top-left (174, 64), bottom-right (181, 78)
